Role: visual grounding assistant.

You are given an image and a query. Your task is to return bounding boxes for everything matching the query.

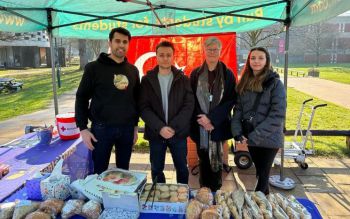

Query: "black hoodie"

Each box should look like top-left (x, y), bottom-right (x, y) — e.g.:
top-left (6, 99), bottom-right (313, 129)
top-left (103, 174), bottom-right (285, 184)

top-left (75, 53), bottom-right (140, 130)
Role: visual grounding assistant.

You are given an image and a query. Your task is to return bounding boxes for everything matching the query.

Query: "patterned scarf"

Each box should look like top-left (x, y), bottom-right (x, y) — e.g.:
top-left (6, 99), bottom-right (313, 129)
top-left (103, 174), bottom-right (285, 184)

top-left (196, 61), bottom-right (225, 172)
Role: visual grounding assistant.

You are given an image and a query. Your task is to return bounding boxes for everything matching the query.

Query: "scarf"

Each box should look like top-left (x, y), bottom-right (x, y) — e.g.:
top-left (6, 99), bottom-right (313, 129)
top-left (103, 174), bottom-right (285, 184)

top-left (196, 61), bottom-right (225, 172)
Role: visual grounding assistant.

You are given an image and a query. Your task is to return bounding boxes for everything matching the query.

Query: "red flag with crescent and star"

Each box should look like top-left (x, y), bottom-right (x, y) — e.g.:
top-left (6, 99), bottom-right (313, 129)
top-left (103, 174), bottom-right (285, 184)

top-left (126, 33), bottom-right (237, 78)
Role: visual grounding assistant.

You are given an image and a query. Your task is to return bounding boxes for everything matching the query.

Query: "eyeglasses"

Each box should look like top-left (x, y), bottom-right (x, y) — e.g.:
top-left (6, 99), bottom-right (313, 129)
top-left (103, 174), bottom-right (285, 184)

top-left (205, 48), bottom-right (220, 53)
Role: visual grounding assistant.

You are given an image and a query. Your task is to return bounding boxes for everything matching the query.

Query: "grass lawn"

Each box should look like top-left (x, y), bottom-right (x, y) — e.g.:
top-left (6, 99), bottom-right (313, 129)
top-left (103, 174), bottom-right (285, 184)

top-left (275, 64), bottom-right (350, 84)
top-left (0, 66), bottom-right (82, 121)
top-left (286, 88), bottom-right (350, 157)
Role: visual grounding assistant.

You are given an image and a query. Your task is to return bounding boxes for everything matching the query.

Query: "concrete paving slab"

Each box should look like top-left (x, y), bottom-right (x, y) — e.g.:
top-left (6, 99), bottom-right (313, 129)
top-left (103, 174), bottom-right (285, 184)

top-left (338, 185), bottom-right (350, 195)
top-left (270, 183), bottom-right (307, 198)
top-left (307, 192), bottom-right (350, 218)
top-left (298, 175), bottom-right (341, 194)
top-left (292, 166), bottom-right (325, 176)
top-left (312, 158), bottom-right (348, 168)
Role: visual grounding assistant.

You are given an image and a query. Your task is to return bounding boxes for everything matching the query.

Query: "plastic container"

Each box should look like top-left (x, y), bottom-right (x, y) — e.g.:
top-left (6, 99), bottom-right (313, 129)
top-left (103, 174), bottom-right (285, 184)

top-left (56, 112), bottom-right (80, 140)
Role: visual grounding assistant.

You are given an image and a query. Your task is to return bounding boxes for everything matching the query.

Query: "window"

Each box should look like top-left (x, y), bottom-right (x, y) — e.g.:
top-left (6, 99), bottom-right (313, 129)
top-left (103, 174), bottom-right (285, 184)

top-left (339, 23), bottom-right (345, 32)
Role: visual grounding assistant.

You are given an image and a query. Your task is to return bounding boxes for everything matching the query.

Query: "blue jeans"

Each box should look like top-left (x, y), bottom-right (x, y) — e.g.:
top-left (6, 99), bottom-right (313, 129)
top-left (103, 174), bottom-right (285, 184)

top-left (149, 138), bottom-right (189, 184)
top-left (91, 123), bottom-right (134, 174)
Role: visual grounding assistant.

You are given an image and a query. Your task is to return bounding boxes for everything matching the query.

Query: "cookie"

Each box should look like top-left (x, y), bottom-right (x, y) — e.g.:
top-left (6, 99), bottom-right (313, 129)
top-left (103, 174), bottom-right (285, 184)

top-left (160, 192), bottom-right (170, 200)
top-left (159, 185), bottom-right (169, 192)
top-left (177, 186), bottom-right (188, 194)
top-left (178, 193), bottom-right (188, 202)
top-left (144, 184), bottom-right (152, 191)
top-left (169, 185), bottom-right (178, 191)
top-left (170, 195), bottom-right (179, 202)
top-left (170, 191), bottom-right (178, 197)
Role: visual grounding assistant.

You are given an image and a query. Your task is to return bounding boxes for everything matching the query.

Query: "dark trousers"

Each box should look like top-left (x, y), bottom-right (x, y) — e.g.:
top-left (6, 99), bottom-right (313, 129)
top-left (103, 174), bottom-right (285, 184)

top-left (91, 123), bottom-right (134, 174)
top-left (149, 138), bottom-right (189, 184)
top-left (196, 143), bottom-right (222, 192)
top-left (248, 146), bottom-right (278, 195)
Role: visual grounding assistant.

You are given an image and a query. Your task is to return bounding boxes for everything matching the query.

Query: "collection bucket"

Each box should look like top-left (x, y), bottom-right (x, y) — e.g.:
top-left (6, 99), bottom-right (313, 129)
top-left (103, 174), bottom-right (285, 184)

top-left (56, 112), bottom-right (80, 140)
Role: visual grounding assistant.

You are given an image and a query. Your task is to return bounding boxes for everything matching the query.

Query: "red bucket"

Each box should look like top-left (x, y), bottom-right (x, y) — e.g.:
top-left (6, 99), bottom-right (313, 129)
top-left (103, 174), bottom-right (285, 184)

top-left (56, 113), bottom-right (80, 140)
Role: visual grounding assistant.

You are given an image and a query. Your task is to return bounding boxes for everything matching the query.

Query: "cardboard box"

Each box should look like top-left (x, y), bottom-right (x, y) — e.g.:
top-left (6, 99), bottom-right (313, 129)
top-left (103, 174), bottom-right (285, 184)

top-left (72, 168), bottom-right (147, 203)
top-left (139, 183), bottom-right (189, 214)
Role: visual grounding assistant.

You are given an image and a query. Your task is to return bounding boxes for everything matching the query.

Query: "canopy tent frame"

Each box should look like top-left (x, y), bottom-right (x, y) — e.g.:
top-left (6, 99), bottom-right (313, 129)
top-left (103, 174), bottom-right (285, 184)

top-left (1, 1), bottom-right (287, 30)
top-left (1, 0), bottom-right (349, 190)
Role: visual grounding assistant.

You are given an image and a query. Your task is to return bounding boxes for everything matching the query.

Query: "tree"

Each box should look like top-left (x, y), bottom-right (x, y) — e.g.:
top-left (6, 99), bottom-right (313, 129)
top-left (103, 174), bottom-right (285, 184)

top-left (0, 31), bottom-right (17, 41)
top-left (79, 39), bottom-right (88, 70)
top-left (238, 24), bottom-right (284, 49)
top-left (88, 40), bottom-right (103, 59)
top-left (291, 22), bottom-right (336, 66)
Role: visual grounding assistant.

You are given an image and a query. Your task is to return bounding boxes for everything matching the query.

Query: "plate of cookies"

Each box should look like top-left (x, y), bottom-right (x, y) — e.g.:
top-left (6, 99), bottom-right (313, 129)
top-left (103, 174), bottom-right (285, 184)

top-left (140, 183), bottom-right (189, 203)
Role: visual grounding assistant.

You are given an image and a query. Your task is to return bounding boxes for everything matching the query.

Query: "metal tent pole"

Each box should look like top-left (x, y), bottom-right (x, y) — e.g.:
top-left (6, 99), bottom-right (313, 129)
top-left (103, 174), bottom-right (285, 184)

top-left (47, 9), bottom-right (59, 115)
top-left (269, 0), bottom-right (296, 190)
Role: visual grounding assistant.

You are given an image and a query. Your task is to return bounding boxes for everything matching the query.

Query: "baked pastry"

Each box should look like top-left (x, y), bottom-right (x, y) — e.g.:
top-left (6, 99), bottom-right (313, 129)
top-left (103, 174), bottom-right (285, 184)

top-left (177, 186), bottom-right (188, 194)
top-left (39, 199), bottom-right (64, 215)
top-left (195, 187), bottom-right (213, 205)
top-left (169, 185), bottom-right (178, 191)
top-left (12, 201), bottom-right (40, 219)
top-left (186, 199), bottom-right (203, 219)
top-left (61, 199), bottom-right (85, 219)
top-left (201, 205), bottom-right (223, 219)
top-left (159, 192), bottom-right (170, 200)
top-left (169, 196), bottom-right (179, 202)
top-left (170, 191), bottom-right (178, 197)
top-left (0, 202), bottom-right (15, 219)
top-left (81, 200), bottom-right (102, 219)
top-left (144, 184), bottom-right (152, 191)
top-left (178, 193), bottom-right (188, 202)
top-left (25, 211), bottom-right (51, 219)
top-left (159, 185), bottom-right (169, 192)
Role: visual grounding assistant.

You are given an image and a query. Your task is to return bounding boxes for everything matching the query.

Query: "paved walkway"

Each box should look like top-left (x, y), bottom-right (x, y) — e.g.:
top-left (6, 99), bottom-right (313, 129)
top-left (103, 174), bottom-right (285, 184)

top-left (287, 77), bottom-right (350, 109)
top-left (1, 78), bottom-right (350, 218)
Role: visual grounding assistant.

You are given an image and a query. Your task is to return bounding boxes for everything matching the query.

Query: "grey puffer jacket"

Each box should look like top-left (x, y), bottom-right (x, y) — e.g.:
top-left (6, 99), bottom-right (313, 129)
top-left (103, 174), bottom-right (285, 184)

top-left (231, 71), bottom-right (286, 149)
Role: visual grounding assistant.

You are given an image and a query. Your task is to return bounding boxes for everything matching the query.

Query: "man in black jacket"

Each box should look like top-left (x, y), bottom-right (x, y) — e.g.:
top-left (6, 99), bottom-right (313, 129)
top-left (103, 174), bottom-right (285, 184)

top-left (139, 41), bottom-right (194, 184)
top-left (190, 37), bottom-right (236, 191)
top-left (75, 27), bottom-right (140, 174)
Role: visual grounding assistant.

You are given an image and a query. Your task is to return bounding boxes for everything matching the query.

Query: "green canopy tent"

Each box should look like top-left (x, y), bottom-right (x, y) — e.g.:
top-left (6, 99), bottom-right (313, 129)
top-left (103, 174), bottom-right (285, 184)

top-left (1, 0), bottom-right (349, 189)
top-left (1, 0), bottom-right (349, 115)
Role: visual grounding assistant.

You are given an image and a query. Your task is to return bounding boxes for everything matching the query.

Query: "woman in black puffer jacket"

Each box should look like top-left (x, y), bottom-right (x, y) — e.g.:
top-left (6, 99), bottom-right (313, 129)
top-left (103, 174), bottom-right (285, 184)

top-left (231, 47), bottom-right (286, 195)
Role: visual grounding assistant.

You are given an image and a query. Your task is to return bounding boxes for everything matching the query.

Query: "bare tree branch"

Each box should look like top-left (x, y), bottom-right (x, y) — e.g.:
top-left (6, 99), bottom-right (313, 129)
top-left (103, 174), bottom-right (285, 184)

top-left (0, 31), bottom-right (17, 41)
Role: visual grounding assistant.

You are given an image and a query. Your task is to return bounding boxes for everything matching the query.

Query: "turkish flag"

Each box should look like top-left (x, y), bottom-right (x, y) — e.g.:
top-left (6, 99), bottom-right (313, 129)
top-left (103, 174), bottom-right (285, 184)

top-left (127, 33), bottom-right (237, 78)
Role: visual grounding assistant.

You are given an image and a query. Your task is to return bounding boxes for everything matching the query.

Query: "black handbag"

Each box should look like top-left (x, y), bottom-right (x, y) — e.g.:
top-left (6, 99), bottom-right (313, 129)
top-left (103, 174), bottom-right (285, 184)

top-left (242, 92), bottom-right (262, 137)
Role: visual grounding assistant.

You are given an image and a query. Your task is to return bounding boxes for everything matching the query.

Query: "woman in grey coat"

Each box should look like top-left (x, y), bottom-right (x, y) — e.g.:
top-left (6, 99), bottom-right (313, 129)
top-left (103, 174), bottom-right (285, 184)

top-left (231, 47), bottom-right (286, 195)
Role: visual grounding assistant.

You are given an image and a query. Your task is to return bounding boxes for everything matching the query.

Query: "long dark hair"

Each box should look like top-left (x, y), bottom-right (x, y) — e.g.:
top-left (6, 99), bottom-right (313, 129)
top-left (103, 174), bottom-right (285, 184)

top-left (236, 47), bottom-right (271, 95)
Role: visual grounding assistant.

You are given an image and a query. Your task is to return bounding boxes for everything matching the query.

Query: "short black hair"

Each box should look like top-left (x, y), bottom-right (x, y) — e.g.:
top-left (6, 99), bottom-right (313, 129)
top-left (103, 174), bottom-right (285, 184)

top-left (156, 41), bottom-right (175, 53)
top-left (109, 27), bottom-right (131, 41)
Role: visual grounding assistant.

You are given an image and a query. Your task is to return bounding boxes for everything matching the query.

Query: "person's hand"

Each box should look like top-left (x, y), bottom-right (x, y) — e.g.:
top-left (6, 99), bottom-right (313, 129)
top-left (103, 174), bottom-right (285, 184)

top-left (81, 129), bottom-right (97, 150)
top-left (197, 114), bottom-right (212, 127)
top-left (160, 126), bottom-right (175, 139)
top-left (133, 126), bottom-right (138, 145)
top-left (238, 136), bottom-right (248, 146)
top-left (203, 122), bottom-right (214, 132)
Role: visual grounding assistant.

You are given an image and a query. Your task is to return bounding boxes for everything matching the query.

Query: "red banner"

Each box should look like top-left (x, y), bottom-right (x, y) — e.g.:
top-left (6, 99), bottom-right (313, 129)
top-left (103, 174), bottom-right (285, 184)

top-left (127, 33), bottom-right (237, 78)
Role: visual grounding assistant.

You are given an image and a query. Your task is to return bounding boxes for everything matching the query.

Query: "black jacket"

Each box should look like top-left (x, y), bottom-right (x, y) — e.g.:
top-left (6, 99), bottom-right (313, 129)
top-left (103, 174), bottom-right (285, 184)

top-left (75, 53), bottom-right (140, 130)
top-left (138, 66), bottom-right (195, 141)
top-left (231, 71), bottom-right (286, 149)
top-left (190, 61), bottom-right (237, 142)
